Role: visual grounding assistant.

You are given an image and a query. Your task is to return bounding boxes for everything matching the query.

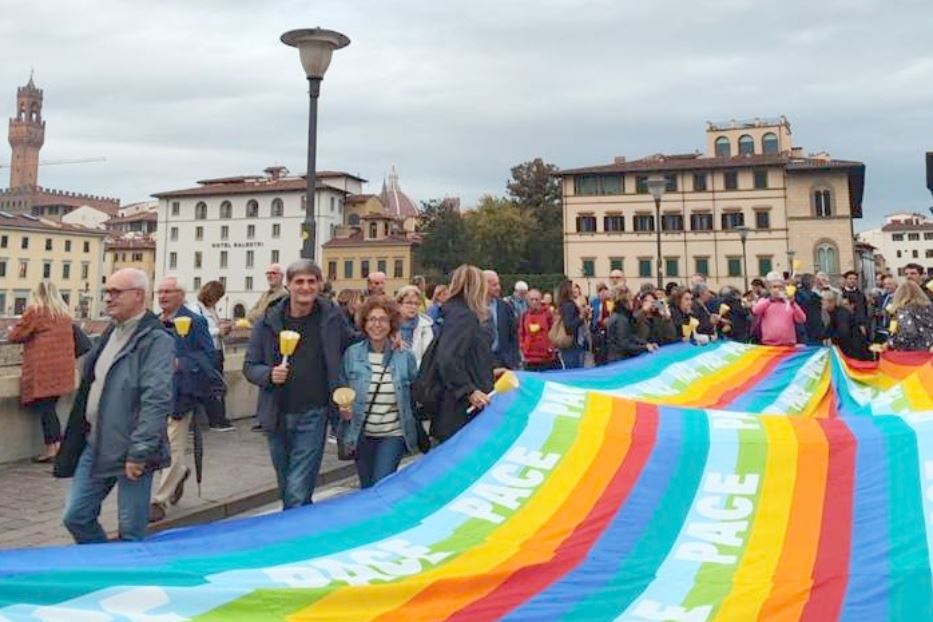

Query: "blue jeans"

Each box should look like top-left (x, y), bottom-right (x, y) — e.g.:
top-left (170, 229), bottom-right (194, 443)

top-left (559, 347), bottom-right (585, 369)
top-left (62, 445), bottom-right (154, 544)
top-left (355, 435), bottom-right (406, 489)
top-left (266, 406), bottom-right (328, 509)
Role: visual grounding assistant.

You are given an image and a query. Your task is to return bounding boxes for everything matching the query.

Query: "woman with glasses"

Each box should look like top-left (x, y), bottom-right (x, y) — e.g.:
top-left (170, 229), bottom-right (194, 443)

top-left (337, 296), bottom-right (419, 488)
top-left (395, 285), bottom-right (434, 367)
top-left (8, 281), bottom-right (77, 462)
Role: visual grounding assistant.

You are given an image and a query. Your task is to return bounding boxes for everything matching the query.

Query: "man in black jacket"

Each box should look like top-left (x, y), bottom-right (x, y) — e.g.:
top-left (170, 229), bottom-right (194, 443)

top-left (841, 270), bottom-right (869, 335)
top-left (244, 260), bottom-right (352, 509)
top-left (482, 270), bottom-right (520, 369)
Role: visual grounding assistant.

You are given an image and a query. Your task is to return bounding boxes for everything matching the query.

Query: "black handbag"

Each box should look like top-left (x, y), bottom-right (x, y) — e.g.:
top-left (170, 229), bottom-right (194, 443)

top-left (337, 352), bottom-right (393, 461)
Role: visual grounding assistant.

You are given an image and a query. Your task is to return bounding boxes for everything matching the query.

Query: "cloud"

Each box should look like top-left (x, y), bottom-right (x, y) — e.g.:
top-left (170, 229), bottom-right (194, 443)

top-left (1, 0), bottom-right (931, 227)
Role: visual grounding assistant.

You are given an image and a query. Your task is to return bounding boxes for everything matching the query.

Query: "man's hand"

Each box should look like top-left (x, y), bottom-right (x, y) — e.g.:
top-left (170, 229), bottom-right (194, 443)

top-left (124, 460), bottom-right (145, 481)
top-left (271, 363), bottom-right (289, 385)
top-left (468, 390), bottom-right (491, 411)
top-left (646, 343), bottom-right (659, 353)
top-left (391, 334), bottom-right (407, 351)
top-left (339, 405), bottom-right (353, 421)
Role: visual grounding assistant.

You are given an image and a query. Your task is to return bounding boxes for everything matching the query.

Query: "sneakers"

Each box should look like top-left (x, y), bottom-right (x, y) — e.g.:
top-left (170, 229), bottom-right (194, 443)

top-left (327, 430), bottom-right (338, 445)
top-left (209, 422), bottom-right (236, 432)
top-left (250, 422), bottom-right (263, 432)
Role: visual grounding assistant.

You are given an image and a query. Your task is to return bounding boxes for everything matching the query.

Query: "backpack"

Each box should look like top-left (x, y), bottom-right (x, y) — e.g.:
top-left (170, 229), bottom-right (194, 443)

top-left (411, 328), bottom-right (443, 420)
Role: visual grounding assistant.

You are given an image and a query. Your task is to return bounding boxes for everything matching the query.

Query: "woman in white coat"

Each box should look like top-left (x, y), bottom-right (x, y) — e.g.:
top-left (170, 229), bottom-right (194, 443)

top-left (396, 285), bottom-right (434, 367)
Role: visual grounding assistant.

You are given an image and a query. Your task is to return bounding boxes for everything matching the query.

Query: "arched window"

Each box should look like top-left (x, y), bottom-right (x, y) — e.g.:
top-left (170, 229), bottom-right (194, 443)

top-left (246, 199), bottom-right (259, 218)
top-left (814, 189), bottom-right (832, 217)
top-left (815, 242), bottom-right (838, 274)
top-left (29, 102), bottom-right (39, 122)
top-left (219, 201), bottom-right (232, 219)
top-left (348, 213), bottom-right (361, 226)
top-left (738, 134), bottom-right (754, 155)
top-left (369, 222), bottom-right (378, 238)
top-left (271, 198), bottom-right (284, 217)
top-left (232, 303), bottom-right (246, 319)
top-left (715, 136), bottom-right (731, 158)
top-left (762, 132), bottom-right (779, 154)
top-left (194, 202), bottom-right (207, 220)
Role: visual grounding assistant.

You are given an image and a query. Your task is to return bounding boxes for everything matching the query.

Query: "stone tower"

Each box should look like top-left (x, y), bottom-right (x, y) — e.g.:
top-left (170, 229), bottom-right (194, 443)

top-left (7, 74), bottom-right (45, 189)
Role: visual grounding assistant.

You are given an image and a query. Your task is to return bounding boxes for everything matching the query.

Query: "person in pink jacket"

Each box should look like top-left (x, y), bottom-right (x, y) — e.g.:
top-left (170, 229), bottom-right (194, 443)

top-left (752, 274), bottom-right (806, 346)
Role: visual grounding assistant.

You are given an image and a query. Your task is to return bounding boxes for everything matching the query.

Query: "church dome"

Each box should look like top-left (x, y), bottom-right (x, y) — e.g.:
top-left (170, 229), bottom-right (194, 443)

top-left (379, 166), bottom-right (418, 218)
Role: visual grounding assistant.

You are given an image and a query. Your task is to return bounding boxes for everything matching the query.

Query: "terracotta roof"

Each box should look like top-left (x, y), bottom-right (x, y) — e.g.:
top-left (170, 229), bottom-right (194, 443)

top-left (106, 236), bottom-right (156, 250)
top-left (556, 153), bottom-right (864, 175)
top-left (153, 178), bottom-right (347, 198)
top-left (881, 222), bottom-right (933, 232)
top-left (323, 235), bottom-right (417, 248)
top-left (0, 211), bottom-right (108, 235)
top-left (314, 171), bottom-right (368, 182)
top-left (106, 211), bottom-right (157, 224)
top-left (345, 194), bottom-right (376, 205)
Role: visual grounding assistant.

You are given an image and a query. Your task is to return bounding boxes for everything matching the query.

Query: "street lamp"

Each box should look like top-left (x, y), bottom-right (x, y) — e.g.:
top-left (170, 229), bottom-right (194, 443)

top-left (646, 175), bottom-right (667, 289)
top-left (786, 249), bottom-right (796, 275)
top-left (736, 226), bottom-right (750, 292)
top-left (281, 28), bottom-right (350, 261)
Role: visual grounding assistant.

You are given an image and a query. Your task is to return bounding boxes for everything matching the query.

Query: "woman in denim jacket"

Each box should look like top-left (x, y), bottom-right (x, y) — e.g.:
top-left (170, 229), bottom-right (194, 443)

top-left (338, 296), bottom-right (419, 488)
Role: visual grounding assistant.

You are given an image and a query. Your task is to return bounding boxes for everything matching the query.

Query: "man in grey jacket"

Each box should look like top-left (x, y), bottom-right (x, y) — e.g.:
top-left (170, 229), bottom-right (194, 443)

top-left (62, 268), bottom-right (175, 543)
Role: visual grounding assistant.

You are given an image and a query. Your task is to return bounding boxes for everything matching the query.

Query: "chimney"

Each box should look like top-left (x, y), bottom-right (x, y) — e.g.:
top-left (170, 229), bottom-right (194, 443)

top-left (613, 156), bottom-right (626, 165)
top-left (264, 165), bottom-right (288, 181)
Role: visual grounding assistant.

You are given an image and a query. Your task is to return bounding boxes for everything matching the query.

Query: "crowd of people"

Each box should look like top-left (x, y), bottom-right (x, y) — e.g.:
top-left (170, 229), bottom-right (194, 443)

top-left (6, 258), bottom-right (932, 545)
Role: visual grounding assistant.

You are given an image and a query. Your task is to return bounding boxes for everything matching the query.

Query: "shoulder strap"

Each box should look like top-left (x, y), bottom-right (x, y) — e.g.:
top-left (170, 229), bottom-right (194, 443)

top-left (364, 350), bottom-right (393, 419)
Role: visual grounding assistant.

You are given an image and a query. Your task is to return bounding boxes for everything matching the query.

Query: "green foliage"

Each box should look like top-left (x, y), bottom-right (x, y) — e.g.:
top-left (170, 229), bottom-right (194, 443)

top-left (415, 158), bottom-right (565, 282)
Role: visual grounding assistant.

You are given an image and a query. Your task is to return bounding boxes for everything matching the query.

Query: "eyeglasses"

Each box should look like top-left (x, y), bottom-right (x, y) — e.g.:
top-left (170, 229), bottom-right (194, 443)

top-left (365, 316), bottom-right (390, 325)
top-left (401, 300), bottom-right (420, 307)
top-left (104, 287), bottom-right (142, 297)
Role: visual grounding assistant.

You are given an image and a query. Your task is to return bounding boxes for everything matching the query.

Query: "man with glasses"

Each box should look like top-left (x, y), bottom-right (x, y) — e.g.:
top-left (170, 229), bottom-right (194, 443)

top-left (244, 259), bottom-right (352, 508)
top-left (149, 276), bottom-right (219, 523)
top-left (61, 268), bottom-right (174, 543)
top-left (246, 263), bottom-right (287, 325)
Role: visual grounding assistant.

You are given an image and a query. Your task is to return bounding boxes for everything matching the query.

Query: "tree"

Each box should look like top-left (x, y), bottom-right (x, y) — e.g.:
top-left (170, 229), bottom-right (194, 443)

top-left (463, 196), bottom-right (528, 274)
top-left (507, 158), bottom-right (563, 274)
top-left (414, 198), bottom-right (470, 278)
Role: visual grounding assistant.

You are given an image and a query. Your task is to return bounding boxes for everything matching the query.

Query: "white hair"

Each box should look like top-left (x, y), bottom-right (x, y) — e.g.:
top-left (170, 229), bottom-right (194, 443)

top-left (112, 268), bottom-right (150, 294)
top-left (514, 280), bottom-right (529, 291)
top-left (765, 271), bottom-right (784, 285)
top-left (482, 270), bottom-right (499, 279)
top-left (161, 274), bottom-right (186, 293)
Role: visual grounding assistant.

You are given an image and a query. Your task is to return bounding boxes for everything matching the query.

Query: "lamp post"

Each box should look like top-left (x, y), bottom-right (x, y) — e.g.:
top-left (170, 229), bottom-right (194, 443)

top-left (786, 249), bottom-right (796, 276)
top-left (736, 226), bottom-right (750, 292)
top-left (646, 175), bottom-right (667, 289)
top-left (281, 28), bottom-right (350, 261)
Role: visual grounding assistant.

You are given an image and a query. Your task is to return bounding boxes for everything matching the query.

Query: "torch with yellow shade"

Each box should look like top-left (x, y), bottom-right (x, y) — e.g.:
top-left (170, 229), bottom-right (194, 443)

top-left (682, 317), bottom-right (700, 341)
top-left (785, 284), bottom-right (797, 298)
top-left (332, 387), bottom-right (357, 420)
top-left (467, 370), bottom-right (521, 414)
top-left (528, 323), bottom-right (541, 334)
top-left (173, 316), bottom-right (192, 337)
top-left (279, 330), bottom-right (301, 365)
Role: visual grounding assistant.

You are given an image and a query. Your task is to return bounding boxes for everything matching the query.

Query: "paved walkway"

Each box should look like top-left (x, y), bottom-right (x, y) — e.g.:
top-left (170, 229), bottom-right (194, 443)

top-left (0, 419), bottom-right (352, 549)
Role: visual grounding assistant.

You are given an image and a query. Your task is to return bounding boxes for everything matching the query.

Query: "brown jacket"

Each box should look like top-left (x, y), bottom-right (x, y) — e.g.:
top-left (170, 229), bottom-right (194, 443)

top-left (8, 307), bottom-right (76, 404)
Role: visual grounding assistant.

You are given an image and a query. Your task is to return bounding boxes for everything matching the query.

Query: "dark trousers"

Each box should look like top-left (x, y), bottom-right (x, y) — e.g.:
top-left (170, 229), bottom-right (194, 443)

top-left (204, 350), bottom-right (230, 427)
top-left (525, 360), bottom-right (559, 372)
top-left (28, 396), bottom-right (61, 444)
top-left (355, 435), bottom-right (406, 488)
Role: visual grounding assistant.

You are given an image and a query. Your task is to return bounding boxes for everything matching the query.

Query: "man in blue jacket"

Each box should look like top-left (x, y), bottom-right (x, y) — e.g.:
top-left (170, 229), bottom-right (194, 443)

top-left (482, 270), bottom-right (520, 370)
top-left (61, 268), bottom-right (174, 543)
top-left (149, 275), bottom-right (219, 522)
top-left (244, 260), bottom-right (352, 509)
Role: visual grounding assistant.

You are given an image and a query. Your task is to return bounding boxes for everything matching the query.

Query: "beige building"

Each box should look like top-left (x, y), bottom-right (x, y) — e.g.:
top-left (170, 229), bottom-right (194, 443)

top-left (105, 236), bottom-right (156, 294)
top-left (323, 191), bottom-right (420, 295)
top-left (0, 212), bottom-right (107, 317)
top-left (559, 117), bottom-right (865, 291)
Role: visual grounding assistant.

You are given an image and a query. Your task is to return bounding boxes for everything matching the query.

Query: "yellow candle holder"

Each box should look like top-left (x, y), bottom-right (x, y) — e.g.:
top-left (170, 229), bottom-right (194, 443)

top-left (889, 319), bottom-right (898, 334)
top-left (718, 303), bottom-right (730, 316)
top-left (173, 316), bottom-right (191, 337)
top-left (279, 330), bottom-right (301, 365)
top-left (494, 371), bottom-right (520, 395)
top-left (332, 387), bottom-right (356, 408)
top-left (785, 285), bottom-right (797, 298)
top-left (529, 323), bottom-right (541, 334)
top-left (605, 300), bottom-right (615, 313)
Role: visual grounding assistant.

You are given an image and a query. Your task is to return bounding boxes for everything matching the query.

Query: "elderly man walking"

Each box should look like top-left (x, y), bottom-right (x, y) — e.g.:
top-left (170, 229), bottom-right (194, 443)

top-left (247, 263), bottom-right (287, 325)
top-left (60, 268), bottom-right (174, 543)
top-left (149, 276), bottom-right (218, 523)
top-left (244, 260), bottom-right (352, 508)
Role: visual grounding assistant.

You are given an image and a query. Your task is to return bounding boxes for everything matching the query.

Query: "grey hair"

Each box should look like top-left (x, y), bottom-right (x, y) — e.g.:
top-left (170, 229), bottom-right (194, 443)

top-left (286, 259), bottom-right (323, 283)
top-left (126, 268), bottom-right (150, 293)
top-left (161, 274), bottom-right (186, 293)
top-left (765, 271), bottom-right (784, 285)
top-left (821, 289), bottom-right (841, 304)
top-left (692, 283), bottom-right (709, 297)
top-left (719, 285), bottom-right (737, 298)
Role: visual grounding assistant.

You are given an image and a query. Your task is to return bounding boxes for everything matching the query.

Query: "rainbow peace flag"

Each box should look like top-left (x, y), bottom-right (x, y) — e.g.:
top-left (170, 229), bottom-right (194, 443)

top-left (2, 342), bottom-right (933, 621)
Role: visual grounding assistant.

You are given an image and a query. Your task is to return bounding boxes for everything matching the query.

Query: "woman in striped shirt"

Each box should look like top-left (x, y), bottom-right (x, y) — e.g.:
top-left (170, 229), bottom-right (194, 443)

top-left (338, 296), bottom-right (420, 488)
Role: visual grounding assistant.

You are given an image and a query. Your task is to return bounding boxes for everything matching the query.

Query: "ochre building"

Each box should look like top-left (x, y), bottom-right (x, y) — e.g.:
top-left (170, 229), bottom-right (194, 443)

top-left (559, 117), bottom-right (864, 291)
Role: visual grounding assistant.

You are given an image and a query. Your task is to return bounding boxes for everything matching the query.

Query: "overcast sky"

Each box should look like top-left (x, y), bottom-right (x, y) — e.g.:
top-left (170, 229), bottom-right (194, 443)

top-left (1, 0), bottom-right (931, 229)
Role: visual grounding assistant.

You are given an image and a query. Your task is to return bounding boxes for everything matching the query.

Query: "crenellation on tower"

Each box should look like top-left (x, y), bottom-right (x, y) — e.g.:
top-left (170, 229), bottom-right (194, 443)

top-left (8, 75), bottom-right (45, 189)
